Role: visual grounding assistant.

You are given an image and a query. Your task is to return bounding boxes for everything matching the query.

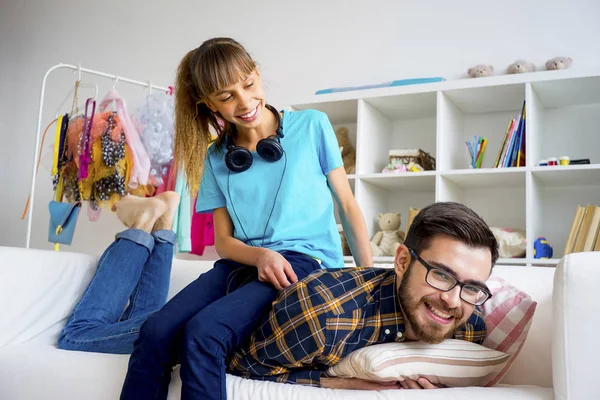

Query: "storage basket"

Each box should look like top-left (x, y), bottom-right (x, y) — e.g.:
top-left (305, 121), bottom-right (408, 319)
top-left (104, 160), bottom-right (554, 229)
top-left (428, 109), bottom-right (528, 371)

top-left (388, 149), bottom-right (436, 171)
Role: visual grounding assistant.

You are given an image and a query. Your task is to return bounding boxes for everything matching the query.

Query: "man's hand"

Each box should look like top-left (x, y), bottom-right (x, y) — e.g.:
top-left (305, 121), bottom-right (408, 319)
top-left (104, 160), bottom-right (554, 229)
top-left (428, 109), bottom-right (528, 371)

top-left (255, 249), bottom-right (298, 290)
top-left (399, 377), bottom-right (440, 389)
top-left (321, 377), bottom-right (401, 391)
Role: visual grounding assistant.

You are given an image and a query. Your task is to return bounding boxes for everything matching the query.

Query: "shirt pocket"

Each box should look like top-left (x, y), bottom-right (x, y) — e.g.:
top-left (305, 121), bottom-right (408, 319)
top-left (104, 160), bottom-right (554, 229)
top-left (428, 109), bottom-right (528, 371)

top-left (323, 308), bottom-right (364, 366)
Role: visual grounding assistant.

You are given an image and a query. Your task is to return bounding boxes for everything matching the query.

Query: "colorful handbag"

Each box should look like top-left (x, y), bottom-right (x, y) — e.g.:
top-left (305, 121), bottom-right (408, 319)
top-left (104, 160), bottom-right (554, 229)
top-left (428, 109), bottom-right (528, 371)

top-left (48, 200), bottom-right (82, 251)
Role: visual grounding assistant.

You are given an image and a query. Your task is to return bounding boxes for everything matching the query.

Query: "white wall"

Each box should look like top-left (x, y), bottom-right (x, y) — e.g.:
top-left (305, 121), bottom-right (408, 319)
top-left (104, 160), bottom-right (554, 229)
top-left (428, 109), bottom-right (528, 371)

top-left (1, 0), bottom-right (599, 257)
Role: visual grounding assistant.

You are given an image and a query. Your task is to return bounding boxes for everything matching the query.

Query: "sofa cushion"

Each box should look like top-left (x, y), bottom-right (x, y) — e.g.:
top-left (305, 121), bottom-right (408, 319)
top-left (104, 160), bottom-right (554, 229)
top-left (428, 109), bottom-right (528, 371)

top-left (482, 276), bottom-right (537, 386)
top-left (326, 339), bottom-right (510, 387)
top-left (0, 345), bottom-right (553, 400)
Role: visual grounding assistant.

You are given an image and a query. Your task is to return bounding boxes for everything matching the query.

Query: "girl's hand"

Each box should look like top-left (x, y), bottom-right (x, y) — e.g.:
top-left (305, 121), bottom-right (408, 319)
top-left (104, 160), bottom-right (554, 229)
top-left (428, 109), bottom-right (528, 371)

top-left (255, 249), bottom-right (298, 290)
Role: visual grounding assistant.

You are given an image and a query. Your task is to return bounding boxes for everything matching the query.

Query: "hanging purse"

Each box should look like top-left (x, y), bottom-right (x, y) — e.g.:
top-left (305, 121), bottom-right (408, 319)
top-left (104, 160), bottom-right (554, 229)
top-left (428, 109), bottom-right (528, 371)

top-left (48, 200), bottom-right (82, 251)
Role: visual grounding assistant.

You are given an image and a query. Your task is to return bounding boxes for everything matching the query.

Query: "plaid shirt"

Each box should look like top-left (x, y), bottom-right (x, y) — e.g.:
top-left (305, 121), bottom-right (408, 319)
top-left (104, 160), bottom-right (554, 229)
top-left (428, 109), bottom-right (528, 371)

top-left (227, 267), bottom-right (486, 387)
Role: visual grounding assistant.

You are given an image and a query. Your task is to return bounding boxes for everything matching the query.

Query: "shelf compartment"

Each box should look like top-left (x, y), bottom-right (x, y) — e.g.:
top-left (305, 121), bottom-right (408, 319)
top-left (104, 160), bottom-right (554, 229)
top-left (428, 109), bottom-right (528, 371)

top-left (357, 96), bottom-right (437, 175)
top-left (359, 172), bottom-right (436, 191)
top-left (359, 178), bottom-right (435, 241)
top-left (437, 86), bottom-right (526, 171)
top-left (530, 172), bottom-right (600, 259)
top-left (442, 83), bottom-right (526, 115)
top-left (441, 168), bottom-right (526, 189)
top-left (291, 99), bottom-right (358, 125)
top-left (438, 174), bottom-right (526, 234)
top-left (531, 164), bottom-right (600, 187)
top-left (528, 79), bottom-right (600, 169)
top-left (531, 75), bottom-right (600, 109)
top-left (363, 92), bottom-right (437, 120)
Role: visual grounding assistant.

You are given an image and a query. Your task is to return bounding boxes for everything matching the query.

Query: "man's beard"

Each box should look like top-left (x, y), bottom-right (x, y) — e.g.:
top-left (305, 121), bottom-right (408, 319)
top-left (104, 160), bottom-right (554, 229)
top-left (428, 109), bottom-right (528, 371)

top-left (398, 264), bottom-right (468, 344)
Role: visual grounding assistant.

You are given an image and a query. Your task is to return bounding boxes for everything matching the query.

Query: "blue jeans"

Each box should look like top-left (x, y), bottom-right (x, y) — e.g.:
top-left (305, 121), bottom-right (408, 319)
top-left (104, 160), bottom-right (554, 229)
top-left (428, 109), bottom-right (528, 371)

top-left (120, 251), bottom-right (321, 400)
top-left (58, 228), bottom-right (175, 354)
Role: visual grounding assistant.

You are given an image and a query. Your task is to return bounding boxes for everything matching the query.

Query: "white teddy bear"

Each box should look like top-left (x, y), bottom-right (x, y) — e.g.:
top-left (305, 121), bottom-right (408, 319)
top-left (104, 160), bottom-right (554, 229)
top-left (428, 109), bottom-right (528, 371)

top-left (370, 213), bottom-right (405, 257)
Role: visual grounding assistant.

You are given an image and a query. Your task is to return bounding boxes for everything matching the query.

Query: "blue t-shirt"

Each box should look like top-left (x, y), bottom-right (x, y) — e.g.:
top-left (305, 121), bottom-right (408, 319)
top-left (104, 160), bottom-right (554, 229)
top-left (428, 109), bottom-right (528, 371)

top-left (196, 109), bottom-right (344, 269)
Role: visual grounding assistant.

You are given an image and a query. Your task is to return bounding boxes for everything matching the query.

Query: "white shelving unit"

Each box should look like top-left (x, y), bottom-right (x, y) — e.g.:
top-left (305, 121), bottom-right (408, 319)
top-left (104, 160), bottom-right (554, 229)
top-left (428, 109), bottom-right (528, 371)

top-left (291, 68), bottom-right (600, 267)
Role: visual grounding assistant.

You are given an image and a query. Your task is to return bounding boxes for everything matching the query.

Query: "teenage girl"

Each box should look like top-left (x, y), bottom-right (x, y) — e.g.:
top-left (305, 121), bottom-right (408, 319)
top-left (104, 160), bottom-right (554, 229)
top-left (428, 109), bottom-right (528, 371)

top-left (116, 37), bottom-right (373, 400)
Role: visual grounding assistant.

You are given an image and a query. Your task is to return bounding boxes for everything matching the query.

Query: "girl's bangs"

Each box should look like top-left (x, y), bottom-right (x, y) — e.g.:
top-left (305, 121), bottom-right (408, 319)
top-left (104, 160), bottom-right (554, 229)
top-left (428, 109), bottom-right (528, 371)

top-left (198, 49), bottom-right (256, 96)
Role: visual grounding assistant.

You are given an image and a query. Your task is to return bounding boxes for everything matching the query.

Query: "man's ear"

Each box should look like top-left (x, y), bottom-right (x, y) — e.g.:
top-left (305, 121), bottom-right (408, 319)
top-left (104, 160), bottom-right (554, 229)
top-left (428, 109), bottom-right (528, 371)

top-left (394, 244), bottom-right (412, 278)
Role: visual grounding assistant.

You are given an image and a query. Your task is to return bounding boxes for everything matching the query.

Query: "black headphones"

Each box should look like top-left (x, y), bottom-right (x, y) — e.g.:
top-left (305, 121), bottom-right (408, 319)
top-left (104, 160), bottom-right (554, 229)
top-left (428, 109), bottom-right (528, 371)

top-left (224, 103), bottom-right (284, 173)
top-left (225, 103), bottom-right (287, 247)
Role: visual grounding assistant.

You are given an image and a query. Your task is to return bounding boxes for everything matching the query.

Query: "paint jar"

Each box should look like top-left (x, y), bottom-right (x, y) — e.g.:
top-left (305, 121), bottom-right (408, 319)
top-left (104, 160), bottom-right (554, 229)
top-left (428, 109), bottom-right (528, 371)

top-left (548, 157), bottom-right (558, 166)
top-left (538, 159), bottom-right (548, 166)
top-left (559, 156), bottom-right (570, 166)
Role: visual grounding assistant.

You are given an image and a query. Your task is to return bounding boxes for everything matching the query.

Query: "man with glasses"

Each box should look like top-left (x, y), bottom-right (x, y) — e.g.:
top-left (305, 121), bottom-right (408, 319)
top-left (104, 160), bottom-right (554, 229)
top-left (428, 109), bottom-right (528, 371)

top-left (226, 202), bottom-right (499, 390)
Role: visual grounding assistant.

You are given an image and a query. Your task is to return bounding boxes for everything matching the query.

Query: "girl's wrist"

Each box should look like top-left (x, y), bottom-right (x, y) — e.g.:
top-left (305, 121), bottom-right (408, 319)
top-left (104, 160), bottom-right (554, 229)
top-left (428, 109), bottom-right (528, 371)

top-left (253, 247), bottom-right (269, 265)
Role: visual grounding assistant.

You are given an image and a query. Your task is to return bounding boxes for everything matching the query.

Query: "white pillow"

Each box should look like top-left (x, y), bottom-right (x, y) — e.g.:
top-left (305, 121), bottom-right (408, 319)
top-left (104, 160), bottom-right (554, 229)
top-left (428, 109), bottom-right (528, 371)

top-left (326, 339), bottom-right (510, 387)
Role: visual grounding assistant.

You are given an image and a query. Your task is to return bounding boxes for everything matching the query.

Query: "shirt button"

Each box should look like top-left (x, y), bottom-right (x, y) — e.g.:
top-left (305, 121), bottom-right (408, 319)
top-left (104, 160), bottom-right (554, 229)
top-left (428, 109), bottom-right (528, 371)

top-left (397, 332), bottom-right (403, 338)
top-left (385, 329), bottom-right (391, 335)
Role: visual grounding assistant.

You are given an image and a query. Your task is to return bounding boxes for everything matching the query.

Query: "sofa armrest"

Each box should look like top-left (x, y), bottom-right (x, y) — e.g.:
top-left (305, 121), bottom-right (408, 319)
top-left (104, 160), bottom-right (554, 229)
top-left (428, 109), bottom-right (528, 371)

top-left (553, 252), bottom-right (600, 400)
top-left (0, 246), bottom-right (98, 347)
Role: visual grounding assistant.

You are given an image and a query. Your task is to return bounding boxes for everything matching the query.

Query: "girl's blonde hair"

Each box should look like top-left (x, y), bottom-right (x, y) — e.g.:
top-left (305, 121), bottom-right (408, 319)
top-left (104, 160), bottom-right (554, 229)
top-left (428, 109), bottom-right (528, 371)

top-left (174, 37), bottom-right (257, 194)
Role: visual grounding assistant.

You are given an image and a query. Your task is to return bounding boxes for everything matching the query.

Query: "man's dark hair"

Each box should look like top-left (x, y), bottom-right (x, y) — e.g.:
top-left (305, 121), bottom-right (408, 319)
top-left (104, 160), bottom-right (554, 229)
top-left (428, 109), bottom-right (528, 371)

top-left (403, 202), bottom-right (499, 266)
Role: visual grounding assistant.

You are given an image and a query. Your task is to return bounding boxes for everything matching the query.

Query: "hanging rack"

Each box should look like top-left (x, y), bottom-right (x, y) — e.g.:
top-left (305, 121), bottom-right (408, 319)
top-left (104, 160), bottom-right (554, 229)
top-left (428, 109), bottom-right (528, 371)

top-left (25, 62), bottom-right (171, 249)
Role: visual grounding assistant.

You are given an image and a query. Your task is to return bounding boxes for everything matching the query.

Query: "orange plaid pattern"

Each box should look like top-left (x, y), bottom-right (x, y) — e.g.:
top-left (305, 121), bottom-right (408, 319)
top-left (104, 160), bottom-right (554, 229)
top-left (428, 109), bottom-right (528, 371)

top-left (227, 267), bottom-right (486, 387)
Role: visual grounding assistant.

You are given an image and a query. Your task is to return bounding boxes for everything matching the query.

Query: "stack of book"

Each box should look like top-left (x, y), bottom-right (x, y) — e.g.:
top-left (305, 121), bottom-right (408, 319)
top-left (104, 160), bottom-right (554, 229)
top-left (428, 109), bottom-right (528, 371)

top-left (564, 204), bottom-right (600, 254)
top-left (493, 101), bottom-right (526, 168)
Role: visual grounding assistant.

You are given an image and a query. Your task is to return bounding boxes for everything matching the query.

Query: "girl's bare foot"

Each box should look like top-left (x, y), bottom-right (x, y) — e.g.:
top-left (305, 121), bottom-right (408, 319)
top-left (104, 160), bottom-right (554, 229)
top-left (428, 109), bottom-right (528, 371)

top-left (152, 192), bottom-right (181, 231)
top-left (112, 195), bottom-right (166, 233)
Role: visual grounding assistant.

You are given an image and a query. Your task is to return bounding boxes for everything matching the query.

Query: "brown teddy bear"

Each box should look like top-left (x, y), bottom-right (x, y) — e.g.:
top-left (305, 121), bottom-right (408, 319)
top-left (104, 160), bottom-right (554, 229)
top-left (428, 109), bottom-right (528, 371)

top-left (370, 212), bottom-right (405, 257)
top-left (507, 60), bottom-right (536, 74)
top-left (335, 127), bottom-right (356, 174)
top-left (546, 56), bottom-right (572, 70)
top-left (468, 64), bottom-right (494, 78)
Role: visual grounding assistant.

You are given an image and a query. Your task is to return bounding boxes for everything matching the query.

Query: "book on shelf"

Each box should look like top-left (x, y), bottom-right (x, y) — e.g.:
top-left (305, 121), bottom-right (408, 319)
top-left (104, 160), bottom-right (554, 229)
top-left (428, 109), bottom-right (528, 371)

top-left (493, 101), bottom-right (526, 168)
top-left (564, 204), bottom-right (600, 255)
top-left (406, 207), bottom-right (420, 234)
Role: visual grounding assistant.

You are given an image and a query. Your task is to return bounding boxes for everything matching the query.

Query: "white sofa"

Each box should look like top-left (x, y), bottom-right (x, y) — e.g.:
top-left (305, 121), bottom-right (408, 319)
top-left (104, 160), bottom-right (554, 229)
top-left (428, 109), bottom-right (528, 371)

top-left (0, 245), bottom-right (598, 400)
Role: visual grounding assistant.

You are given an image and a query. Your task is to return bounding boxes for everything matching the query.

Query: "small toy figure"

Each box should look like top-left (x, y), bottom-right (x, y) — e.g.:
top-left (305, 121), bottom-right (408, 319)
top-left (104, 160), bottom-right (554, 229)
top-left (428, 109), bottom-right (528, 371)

top-left (382, 161), bottom-right (407, 174)
top-left (533, 237), bottom-right (553, 259)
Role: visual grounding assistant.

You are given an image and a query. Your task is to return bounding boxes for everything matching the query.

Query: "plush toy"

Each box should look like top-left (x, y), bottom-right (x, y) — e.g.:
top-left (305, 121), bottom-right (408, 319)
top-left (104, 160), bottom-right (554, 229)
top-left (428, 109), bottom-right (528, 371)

top-left (533, 237), bottom-right (553, 259)
top-left (382, 161), bottom-right (407, 174)
top-left (370, 213), bottom-right (405, 257)
top-left (490, 227), bottom-right (527, 258)
top-left (335, 127), bottom-right (356, 174)
top-left (546, 56), bottom-right (572, 70)
top-left (468, 64), bottom-right (494, 78)
top-left (507, 60), bottom-right (536, 74)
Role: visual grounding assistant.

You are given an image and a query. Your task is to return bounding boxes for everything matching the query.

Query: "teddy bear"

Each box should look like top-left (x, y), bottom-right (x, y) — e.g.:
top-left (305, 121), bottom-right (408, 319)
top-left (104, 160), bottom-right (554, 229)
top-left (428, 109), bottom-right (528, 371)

top-left (546, 56), bottom-right (572, 70)
top-left (370, 212), bottom-right (406, 257)
top-left (335, 127), bottom-right (356, 174)
top-left (468, 64), bottom-right (494, 78)
top-left (507, 60), bottom-right (536, 74)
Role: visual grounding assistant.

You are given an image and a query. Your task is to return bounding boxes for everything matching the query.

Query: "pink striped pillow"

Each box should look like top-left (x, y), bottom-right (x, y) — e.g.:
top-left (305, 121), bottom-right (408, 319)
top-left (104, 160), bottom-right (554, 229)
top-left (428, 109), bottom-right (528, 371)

top-left (482, 276), bottom-right (537, 386)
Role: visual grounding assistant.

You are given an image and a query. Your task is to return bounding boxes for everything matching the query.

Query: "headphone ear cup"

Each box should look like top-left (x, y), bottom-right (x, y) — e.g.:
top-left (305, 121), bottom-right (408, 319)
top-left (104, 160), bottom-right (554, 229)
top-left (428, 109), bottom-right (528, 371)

top-left (257, 137), bottom-right (284, 163)
top-left (225, 146), bottom-right (253, 173)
